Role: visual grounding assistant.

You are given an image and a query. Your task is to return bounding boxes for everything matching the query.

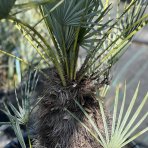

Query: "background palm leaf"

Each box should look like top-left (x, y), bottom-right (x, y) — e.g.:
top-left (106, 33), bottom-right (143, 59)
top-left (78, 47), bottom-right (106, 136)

top-left (0, 70), bottom-right (38, 148)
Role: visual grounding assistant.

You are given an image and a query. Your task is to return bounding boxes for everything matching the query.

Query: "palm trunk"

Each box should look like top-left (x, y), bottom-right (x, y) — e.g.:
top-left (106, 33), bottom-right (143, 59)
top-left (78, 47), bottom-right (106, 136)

top-left (34, 69), bottom-right (111, 148)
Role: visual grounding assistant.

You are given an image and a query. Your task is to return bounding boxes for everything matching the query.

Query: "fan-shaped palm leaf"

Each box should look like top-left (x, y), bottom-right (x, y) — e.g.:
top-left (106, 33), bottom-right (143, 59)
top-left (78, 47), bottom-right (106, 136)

top-left (67, 82), bottom-right (148, 148)
top-left (0, 70), bottom-right (38, 148)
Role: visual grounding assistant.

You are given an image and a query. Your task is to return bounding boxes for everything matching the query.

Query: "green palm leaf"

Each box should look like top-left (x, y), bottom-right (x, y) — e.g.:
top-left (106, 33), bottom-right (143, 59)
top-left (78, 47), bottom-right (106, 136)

top-left (0, 71), bottom-right (38, 148)
top-left (1, 0), bottom-right (148, 86)
top-left (0, 70), bottom-right (38, 125)
top-left (68, 82), bottom-right (148, 148)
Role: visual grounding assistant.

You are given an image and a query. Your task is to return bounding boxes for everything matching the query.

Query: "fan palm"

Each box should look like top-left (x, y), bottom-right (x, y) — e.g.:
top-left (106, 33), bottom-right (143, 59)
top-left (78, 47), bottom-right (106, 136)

top-left (0, 0), bottom-right (148, 147)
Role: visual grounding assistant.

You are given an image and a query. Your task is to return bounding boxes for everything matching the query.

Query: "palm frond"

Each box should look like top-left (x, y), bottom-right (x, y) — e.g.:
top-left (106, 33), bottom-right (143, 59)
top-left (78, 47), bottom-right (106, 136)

top-left (11, 0), bottom-right (64, 16)
top-left (0, 70), bottom-right (38, 125)
top-left (1, 0), bottom-right (148, 86)
top-left (8, 15), bottom-right (67, 86)
top-left (68, 82), bottom-right (148, 148)
top-left (0, 70), bottom-right (39, 147)
top-left (0, 99), bottom-right (27, 148)
top-left (78, 0), bottom-right (148, 82)
top-left (0, 48), bottom-right (29, 65)
top-left (41, 0), bottom-right (106, 80)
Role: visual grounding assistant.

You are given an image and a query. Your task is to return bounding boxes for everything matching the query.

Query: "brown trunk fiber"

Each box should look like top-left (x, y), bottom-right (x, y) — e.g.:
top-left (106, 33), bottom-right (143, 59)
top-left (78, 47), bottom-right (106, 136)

top-left (34, 69), bottom-right (111, 148)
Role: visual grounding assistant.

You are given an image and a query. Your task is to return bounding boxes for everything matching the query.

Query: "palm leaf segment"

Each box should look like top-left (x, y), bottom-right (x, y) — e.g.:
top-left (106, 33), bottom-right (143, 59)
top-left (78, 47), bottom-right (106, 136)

top-left (67, 83), bottom-right (148, 148)
top-left (1, 0), bottom-right (148, 86)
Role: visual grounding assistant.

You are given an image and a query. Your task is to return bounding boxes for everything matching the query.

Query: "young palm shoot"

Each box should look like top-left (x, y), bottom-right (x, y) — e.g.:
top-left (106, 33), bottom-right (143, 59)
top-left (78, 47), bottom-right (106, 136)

top-left (0, 71), bottom-right (38, 148)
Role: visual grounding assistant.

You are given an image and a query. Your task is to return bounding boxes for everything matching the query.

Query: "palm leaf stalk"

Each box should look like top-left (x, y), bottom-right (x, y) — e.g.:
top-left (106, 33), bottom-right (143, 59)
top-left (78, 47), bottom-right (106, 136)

top-left (0, 0), bottom-right (148, 147)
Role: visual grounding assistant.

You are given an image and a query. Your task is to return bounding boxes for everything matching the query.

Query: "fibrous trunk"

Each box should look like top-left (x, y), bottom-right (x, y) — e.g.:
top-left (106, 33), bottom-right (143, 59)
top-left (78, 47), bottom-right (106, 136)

top-left (34, 69), bottom-right (110, 148)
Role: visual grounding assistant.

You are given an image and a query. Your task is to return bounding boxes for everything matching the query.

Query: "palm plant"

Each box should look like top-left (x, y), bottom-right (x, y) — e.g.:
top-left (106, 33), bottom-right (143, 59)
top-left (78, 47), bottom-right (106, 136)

top-left (0, 0), bottom-right (148, 147)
